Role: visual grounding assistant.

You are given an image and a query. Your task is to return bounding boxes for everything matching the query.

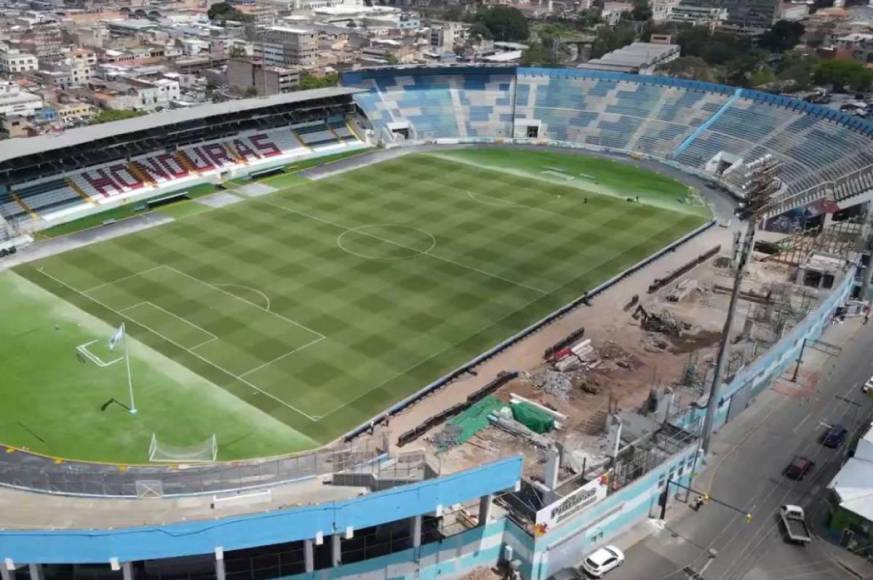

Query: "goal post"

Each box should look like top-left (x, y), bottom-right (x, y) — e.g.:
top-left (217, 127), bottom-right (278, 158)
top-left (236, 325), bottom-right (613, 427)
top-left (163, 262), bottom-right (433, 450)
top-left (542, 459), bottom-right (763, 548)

top-left (148, 433), bottom-right (218, 463)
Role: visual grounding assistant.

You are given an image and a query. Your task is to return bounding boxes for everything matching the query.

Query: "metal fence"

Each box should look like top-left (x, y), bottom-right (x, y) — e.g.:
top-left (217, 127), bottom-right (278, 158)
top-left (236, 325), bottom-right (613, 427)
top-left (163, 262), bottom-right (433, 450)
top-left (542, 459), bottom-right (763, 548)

top-left (0, 433), bottom-right (388, 498)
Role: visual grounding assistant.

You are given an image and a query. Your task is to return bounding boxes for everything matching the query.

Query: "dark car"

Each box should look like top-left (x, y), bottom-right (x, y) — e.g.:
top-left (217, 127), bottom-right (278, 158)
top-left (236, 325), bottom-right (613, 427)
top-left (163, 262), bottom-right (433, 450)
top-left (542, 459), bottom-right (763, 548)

top-left (821, 424), bottom-right (848, 448)
top-left (548, 568), bottom-right (583, 580)
top-left (784, 456), bottom-right (815, 480)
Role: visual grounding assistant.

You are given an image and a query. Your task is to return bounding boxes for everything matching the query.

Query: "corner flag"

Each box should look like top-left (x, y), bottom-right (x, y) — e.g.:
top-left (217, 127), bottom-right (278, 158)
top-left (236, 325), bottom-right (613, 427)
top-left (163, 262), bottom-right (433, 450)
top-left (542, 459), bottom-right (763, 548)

top-left (108, 323), bottom-right (125, 351)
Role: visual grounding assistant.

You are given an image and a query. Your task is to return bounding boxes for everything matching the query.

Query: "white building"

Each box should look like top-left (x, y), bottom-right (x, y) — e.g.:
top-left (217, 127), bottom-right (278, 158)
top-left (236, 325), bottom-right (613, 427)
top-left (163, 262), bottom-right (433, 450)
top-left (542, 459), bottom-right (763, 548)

top-left (99, 77), bottom-right (181, 111)
top-left (651, 0), bottom-right (682, 22)
top-left (44, 58), bottom-right (93, 88)
top-left (0, 80), bottom-right (43, 116)
top-left (0, 44), bottom-right (38, 74)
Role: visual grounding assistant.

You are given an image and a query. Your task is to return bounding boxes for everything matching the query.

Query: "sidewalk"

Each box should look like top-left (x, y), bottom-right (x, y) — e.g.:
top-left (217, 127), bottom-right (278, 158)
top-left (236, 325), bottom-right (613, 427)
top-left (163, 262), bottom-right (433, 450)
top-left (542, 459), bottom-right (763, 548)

top-left (610, 316), bottom-right (873, 578)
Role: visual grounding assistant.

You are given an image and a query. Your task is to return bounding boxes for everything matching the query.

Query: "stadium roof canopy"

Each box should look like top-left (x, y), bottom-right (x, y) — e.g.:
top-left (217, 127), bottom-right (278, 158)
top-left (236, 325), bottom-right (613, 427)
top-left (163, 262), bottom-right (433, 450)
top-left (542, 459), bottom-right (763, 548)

top-left (0, 87), bottom-right (362, 165)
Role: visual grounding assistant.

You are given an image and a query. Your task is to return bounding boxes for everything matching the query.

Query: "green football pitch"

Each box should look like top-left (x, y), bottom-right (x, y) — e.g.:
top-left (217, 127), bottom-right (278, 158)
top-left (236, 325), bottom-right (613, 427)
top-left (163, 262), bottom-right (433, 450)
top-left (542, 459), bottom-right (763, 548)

top-left (5, 150), bottom-right (709, 462)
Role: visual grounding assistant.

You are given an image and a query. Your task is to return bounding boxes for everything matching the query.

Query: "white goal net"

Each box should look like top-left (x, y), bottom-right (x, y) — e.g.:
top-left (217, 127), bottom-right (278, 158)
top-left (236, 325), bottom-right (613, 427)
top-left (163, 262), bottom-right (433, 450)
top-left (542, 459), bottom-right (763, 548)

top-left (148, 433), bottom-right (218, 463)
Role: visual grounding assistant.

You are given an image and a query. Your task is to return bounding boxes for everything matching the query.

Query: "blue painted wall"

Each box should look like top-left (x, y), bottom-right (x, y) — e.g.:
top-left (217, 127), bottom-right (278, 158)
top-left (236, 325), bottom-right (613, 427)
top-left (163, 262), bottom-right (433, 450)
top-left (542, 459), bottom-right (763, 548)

top-left (285, 520), bottom-right (508, 579)
top-left (674, 267), bottom-right (855, 433)
top-left (0, 457), bottom-right (522, 564)
top-left (529, 445), bottom-right (698, 579)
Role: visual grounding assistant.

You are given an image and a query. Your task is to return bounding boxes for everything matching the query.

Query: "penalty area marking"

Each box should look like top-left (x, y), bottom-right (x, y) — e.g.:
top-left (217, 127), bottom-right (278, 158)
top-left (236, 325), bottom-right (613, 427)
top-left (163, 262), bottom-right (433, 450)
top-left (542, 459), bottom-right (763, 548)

top-left (76, 339), bottom-right (122, 367)
top-left (213, 283), bottom-right (272, 311)
top-left (37, 266), bottom-right (324, 423)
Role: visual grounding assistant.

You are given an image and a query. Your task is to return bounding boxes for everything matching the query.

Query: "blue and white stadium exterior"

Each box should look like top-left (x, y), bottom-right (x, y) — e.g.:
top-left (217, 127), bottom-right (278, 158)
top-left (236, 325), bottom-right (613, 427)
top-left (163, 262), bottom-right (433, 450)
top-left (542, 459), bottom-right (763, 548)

top-left (0, 66), bottom-right (866, 580)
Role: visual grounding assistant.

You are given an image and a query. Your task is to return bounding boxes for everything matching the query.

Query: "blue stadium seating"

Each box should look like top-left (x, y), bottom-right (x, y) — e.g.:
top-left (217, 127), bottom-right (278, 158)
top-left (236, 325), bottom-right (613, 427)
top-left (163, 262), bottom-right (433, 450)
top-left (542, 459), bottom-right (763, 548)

top-left (343, 67), bottom-right (873, 212)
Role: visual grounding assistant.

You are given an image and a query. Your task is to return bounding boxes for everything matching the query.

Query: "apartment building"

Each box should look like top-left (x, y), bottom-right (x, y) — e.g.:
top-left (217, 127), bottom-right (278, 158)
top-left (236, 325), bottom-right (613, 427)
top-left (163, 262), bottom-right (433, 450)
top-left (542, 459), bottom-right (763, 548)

top-left (227, 58), bottom-right (299, 96)
top-left (254, 26), bottom-right (318, 67)
top-left (0, 45), bottom-right (38, 74)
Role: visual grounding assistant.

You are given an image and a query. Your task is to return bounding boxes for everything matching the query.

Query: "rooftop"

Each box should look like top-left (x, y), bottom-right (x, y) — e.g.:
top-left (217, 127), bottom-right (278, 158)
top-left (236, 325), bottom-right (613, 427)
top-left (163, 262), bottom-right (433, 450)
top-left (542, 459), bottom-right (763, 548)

top-left (828, 423), bottom-right (873, 521)
top-left (0, 87), bottom-right (362, 164)
top-left (580, 42), bottom-right (679, 73)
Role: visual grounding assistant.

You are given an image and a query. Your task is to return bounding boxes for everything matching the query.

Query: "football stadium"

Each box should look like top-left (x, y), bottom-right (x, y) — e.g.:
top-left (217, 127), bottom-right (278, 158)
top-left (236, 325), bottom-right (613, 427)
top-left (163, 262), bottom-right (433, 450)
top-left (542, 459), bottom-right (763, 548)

top-left (0, 66), bottom-right (870, 579)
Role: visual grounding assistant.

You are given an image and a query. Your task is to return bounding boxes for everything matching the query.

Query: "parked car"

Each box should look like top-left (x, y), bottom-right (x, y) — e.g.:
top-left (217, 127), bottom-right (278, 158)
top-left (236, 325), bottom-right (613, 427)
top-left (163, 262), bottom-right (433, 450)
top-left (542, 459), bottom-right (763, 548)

top-left (783, 456), bottom-right (815, 480)
top-left (863, 376), bottom-right (873, 394)
top-left (820, 424), bottom-right (848, 448)
top-left (581, 545), bottom-right (625, 578)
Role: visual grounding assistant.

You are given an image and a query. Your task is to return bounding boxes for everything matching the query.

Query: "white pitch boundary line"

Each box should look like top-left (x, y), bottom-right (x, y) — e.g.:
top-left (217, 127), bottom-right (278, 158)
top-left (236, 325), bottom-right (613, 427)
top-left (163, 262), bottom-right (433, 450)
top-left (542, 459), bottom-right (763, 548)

top-left (160, 265), bottom-right (326, 340)
top-left (123, 300), bottom-right (219, 345)
top-left (312, 212), bottom-right (697, 421)
top-left (76, 339), bottom-right (123, 368)
top-left (214, 283), bottom-right (272, 311)
top-left (260, 199), bottom-right (549, 295)
top-left (315, 288), bottom-right (549, 419)
top-left (36, 267), bottom-right (321, 422)
top-left (81, 265), bottom-right (166, 294)
top-left (239, 336), bottom-right (326, 378)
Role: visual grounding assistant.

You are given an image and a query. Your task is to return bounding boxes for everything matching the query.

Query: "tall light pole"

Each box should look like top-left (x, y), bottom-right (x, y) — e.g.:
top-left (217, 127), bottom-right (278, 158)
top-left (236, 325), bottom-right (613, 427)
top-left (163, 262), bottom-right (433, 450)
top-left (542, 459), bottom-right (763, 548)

top-left (702, 156), bottom-right (781, 454)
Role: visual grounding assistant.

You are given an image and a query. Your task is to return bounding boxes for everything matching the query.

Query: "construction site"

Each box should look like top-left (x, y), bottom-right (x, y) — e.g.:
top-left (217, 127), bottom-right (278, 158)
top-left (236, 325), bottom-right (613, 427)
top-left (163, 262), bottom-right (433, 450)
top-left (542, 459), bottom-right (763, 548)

top-left (374, 198), bottom-right (866, 539)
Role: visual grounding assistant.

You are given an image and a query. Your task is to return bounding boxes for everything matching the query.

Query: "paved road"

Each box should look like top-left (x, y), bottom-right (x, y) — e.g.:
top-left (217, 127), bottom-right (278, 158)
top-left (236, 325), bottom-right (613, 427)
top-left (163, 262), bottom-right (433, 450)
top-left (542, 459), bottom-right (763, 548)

top-left (609, 318), bottom-right (873, 580)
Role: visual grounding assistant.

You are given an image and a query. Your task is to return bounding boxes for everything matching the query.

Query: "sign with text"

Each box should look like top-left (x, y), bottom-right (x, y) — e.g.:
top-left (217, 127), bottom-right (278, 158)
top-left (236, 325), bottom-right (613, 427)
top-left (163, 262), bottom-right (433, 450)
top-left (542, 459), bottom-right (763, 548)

top-left (534, 471), bottom-right (610, 534)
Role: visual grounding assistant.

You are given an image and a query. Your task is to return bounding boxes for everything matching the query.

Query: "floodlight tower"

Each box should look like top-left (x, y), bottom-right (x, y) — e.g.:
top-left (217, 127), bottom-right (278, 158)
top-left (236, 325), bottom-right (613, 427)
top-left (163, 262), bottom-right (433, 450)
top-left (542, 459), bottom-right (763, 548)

top-left (701, 155), bottom-right (781, 454)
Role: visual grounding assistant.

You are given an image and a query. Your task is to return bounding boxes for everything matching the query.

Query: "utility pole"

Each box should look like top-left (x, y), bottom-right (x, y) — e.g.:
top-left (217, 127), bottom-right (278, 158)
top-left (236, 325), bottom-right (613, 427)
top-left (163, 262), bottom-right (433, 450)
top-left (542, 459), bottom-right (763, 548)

top-left (702, 156), bottom-right (781, 454)
top-left (859, 205), bottom-right (873, 301)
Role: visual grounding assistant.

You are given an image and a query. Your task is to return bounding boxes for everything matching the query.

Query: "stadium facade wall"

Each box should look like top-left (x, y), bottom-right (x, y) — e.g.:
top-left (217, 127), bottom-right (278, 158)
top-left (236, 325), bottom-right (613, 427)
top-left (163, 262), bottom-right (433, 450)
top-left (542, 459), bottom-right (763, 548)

top-left (284, 519), bottom-right (509, 580)
top-left (0, 457), bottom-right (522, 565)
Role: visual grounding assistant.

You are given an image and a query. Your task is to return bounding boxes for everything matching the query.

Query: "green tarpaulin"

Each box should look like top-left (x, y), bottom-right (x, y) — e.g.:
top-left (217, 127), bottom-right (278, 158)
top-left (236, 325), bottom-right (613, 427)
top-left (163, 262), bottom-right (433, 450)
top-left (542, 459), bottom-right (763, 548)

top-left (511, 402), bottom-right (555, 434)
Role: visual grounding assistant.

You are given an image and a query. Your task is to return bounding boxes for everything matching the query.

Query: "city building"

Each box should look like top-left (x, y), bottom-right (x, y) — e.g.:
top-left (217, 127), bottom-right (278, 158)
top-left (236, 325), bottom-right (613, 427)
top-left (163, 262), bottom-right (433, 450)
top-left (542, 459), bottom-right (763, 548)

top-left (651, 0), bottom-right (683, 22)
top-left (668, 3), bottom-right (728, 30)
top-left (0, 80), bottom-right (44, 116)
top-left (0, 44), bottom-right (38, 74)
top-left (833, 33), bottom-right (873, 64)
top-left (827, 422), bottom-right (873, 552)
top-left (429, 22), bottom-right (467, 53)
top-left (55, 101), bottom-right (95, 125)
top-left (255, 26), bottom-right (318, 68)
top-left (90, 77), bottom-right (181, 111)
top-left (686, 0), bottom-right (780, 35)
top-left (42, 58), bottom-right (93, 89)
top-left (227, 58), bottom-right (300, 96)
top-left (0, 113), bottom-right (32, 138)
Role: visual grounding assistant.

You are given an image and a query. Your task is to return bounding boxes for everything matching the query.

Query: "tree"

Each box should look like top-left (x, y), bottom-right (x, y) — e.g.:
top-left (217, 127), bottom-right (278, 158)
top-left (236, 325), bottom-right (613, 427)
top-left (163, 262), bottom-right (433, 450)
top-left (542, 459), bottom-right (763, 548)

top-left (676, 26), bottom-right (750, 66)
top-left (443, 5), bottom-right (467, 22)
top-left (775, 51), bottom-right (819, 91)
top-left (814, 58), bottom-right (873, 92)
top-left (207, 2), bottom-right (252, 23)
top-left (90, 109), bottom-right (147, 125)
top-left (468, 22), bottom-right (493, 42)
top-left (243, 86), bottom-right (258, 97)
top-left (474, 6), bottom-right (529, 42)
top-left (630, 0), bottom-right (652, 21)
top-left (297, 72), bottom-right (339, 91)
top-left (591, 22), bottom-right (635, 58)
top-left (522, 41), bottom-right (559, 66)
top-left (577, 9), bottom-right (602, 28)
top-left (759, 20), bottom-right (805, 53)
top-left (656, 56), bottom-right (715, 82)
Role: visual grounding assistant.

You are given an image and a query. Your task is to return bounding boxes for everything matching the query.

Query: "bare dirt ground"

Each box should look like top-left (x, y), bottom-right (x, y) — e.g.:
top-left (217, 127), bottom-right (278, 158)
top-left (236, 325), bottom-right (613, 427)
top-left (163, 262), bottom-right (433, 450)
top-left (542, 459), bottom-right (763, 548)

top-left (372, 228), bottom-right (829, 480)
